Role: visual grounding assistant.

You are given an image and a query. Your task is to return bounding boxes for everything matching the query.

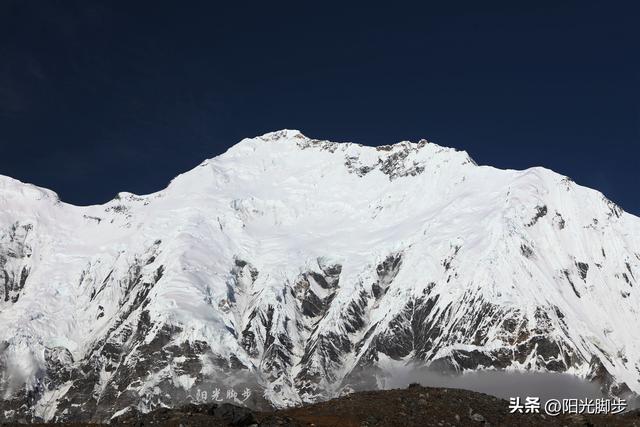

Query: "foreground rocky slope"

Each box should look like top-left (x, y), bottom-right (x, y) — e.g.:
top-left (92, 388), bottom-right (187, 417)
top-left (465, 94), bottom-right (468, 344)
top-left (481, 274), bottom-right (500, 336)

top-left (6, 384), bottom-right (639, 426)
top-left (119, 384), bottom-right (639, 427)
top-left (1, 130), bottom-right (639, 422)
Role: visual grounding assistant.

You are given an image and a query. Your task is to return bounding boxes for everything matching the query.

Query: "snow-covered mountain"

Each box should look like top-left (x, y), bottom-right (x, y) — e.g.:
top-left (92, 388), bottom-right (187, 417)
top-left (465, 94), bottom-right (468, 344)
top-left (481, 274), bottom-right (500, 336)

top-left (1, 130), bottom-right (639, 422)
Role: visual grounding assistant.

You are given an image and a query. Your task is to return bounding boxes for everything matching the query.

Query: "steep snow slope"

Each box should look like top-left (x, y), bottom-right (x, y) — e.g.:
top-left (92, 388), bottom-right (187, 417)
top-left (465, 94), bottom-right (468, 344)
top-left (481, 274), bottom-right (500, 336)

top-left (1, 130), bottom-right (639, 422)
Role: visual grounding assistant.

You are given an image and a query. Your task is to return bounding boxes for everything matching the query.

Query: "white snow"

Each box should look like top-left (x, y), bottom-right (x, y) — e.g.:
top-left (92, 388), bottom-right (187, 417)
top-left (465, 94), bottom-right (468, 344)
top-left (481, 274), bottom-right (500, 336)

top-left (1, 129), bottom-right (639, 417)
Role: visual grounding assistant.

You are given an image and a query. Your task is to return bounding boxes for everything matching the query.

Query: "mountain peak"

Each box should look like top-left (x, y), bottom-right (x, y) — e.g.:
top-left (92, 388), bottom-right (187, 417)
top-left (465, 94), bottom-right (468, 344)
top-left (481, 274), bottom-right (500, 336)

top-left (257, 129), bottom-right (307, 141)
top-left (1, 132), bottom-right (639, 423)
top-left (232, 129), bottom-right (472, 162)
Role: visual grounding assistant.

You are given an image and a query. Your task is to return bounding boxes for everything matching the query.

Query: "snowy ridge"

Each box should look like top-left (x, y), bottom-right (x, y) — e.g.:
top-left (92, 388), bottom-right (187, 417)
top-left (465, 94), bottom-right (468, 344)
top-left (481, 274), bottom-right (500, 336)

top-left (0, 130), bottom-right (639, 422)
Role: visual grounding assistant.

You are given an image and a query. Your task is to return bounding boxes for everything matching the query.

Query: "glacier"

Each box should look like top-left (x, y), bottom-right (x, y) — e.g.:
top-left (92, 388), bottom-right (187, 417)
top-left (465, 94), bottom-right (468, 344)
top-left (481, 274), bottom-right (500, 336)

top-left (0, 130), bottom-right (639, 422)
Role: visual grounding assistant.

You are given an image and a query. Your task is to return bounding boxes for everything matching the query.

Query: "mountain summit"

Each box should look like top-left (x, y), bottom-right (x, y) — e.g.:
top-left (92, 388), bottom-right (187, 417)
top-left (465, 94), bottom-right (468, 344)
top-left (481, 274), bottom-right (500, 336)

top-left (1, 131), bottom-right (639, 422)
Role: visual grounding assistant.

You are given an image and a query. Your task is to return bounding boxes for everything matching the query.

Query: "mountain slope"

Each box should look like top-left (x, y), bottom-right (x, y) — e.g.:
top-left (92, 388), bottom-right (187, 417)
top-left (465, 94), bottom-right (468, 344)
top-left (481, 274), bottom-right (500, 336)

top-left (1, 130), bottom-right (639, 422)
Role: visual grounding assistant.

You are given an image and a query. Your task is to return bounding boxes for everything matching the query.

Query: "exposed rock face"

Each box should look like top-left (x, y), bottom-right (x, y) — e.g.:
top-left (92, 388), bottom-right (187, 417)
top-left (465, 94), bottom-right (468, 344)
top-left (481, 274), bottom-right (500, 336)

top-left (0, 222), bottom-right (33, 304)
top-left (1, 130), bottom-right (639, 422)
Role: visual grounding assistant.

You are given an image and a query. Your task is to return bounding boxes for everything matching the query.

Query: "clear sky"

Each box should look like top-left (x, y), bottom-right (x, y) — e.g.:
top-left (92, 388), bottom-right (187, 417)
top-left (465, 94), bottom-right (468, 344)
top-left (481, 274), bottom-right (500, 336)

top-left (0, 1), bottom-right (638, 213)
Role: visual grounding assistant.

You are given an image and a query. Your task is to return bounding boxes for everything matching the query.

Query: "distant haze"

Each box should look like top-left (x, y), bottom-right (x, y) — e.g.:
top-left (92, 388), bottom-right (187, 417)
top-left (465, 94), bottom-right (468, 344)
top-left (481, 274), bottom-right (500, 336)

top-left (380, 368), bottom-right (606, 403)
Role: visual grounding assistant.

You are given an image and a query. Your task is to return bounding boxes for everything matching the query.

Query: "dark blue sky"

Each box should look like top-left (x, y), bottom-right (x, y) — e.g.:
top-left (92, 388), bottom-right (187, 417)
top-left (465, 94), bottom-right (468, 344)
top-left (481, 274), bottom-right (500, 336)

top-left (0, 1), bottom-right (638, 213)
